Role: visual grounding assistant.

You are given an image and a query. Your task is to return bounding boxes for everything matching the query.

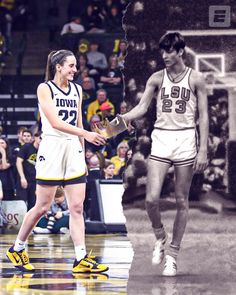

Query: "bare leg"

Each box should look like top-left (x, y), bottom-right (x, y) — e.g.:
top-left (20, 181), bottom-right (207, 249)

top-left (64, 183), bottom-right (86, 246)
top-left (172, 165), bottom-right (194, 247)
top-left (17, 185), bottom-right (57, 241)
top-left (145, 159), bottom-right (170, 232)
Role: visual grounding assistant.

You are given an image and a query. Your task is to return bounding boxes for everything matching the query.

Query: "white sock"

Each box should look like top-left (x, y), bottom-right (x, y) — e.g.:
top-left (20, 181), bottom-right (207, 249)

top-left (13, 239), bottom-right (26, 252)
top-left (75, 245), bottom-right (86, 261)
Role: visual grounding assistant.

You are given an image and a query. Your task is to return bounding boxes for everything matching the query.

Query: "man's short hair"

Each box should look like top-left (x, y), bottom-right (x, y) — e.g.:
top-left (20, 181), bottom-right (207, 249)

top-left (159, 32), bottom-right (185, 52)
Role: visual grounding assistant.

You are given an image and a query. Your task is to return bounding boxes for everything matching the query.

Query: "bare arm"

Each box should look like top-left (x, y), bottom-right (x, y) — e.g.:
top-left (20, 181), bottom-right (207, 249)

top-left (0, 147), bottom-right (10, 170)
top-left (37, 83), bottom-right (106, 146)
top-left (122, 73), bottom-right (160, 122)
top-left (16, 157), bottom-right (28, 189)
top-left (193, 72), bottom-right (209, 172)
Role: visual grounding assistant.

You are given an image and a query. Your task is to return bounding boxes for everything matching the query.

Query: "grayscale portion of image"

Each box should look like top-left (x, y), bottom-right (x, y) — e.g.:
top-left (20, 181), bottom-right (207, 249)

top-left (122, 1), bottom-right (236, 294)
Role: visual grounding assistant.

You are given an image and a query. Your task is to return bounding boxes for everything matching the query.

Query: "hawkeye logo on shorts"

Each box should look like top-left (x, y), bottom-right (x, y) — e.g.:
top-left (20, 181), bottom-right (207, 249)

top-left (39, 155), bottom-right (45, 161)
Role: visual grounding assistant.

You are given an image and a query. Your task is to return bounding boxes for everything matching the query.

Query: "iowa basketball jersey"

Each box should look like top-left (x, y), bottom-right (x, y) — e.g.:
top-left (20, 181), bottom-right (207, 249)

top-left (39, 81), bottom-right (81, 137)
top-left (155, 67), bottom-right (197, 130)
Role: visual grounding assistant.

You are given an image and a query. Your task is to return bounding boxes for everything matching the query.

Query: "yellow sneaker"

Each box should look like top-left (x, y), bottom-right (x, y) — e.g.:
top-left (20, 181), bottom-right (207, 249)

top-left (72, 252), bottom-right (109, 273)
top-left (6, 246), bottom-right (35, 272)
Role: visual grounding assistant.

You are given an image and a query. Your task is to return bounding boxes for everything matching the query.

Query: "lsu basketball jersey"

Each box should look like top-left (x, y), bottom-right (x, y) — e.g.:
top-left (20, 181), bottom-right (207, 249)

top-left (155, 67), bottom-right (197, 130)
top-left (39, 81), bottom-right (81, 137)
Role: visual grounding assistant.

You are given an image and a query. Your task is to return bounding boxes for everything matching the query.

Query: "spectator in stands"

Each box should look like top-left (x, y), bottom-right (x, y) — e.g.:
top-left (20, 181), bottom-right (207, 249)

top-left (75, 53), bottom-right (97, 83)
top-left (12, 126), bottom-right (27, 157)
top-left (100, 54), bottom-right (123, 88)
top-left (33, 186), bottom-right (69, 234)
top-left (85, 145), bottom-right (95, 166)
top-left (111, 141), bottom-right (129, 175)
top-left (87, 154), bottom-right (101, 178)
top-left (82, 76), bottom-right (97, 112)
top-left (16, 132), bottom-right (41, 211)
top-left (86, 41), bottom-right (108, 73)
top-left (22, 129), bottom-right (33, 144)
top-left (0, 136), bottom-right (15, 200)
top-left (104, 5), bottom-right (123, 33)
top-left (116, 39), bottom-right (127, 69)
top-left (102, 159), bottom-right (119, 179)
top-left (60, 16), bottom-right (85, 35)
top-left (100, 101), bottom-right (116, 123)
top-left (87, 89), bottom-right (115, 122)
top-left (118, 148), bottom-right (133, 178)
top-left (82, 4), bottom-right (104, 32)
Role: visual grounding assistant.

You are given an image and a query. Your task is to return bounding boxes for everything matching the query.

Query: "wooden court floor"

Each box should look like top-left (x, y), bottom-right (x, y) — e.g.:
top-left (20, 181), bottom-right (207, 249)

top-left (0, 233), bottom-right (133, 295)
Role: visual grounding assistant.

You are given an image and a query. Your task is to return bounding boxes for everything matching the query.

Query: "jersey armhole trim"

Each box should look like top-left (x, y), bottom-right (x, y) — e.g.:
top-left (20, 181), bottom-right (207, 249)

top-left (188, 68), bottom-right (197, 98)
top-left (45, 81), bottom-right (54, 100)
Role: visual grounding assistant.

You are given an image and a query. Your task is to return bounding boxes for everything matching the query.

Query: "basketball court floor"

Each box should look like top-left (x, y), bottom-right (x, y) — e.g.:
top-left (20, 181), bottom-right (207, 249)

top-left (0, 233), bottom-right (133, 294)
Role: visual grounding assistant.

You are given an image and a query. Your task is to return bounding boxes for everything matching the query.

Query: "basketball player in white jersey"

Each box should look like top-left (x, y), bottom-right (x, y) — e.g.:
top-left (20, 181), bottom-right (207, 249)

top-left (7, 49), bottom-right (109, 273)
top-left (121, 32), bottom-right (208, 276)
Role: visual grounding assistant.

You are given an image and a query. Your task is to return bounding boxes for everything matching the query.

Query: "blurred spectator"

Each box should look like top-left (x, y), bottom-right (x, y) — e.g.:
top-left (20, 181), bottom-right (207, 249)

top-left (82, 4), bottom-right (104, 32)
top-left (12, 126), bottom-right (27, 157)
top-left (87, 154), bottom-right (101, 178)
top-left (118, 148), bottom-right (133, 178)
top-left (100, 54), bottom-right (123, 87)
top-left (0, 136), bottom-right (15, 200)
top-left (102, 159), bottom-right (119, 179)
top-left (111, 141), bottom-right (129, 175)
top-left (100, 101), bottom-right (115, 123)
top-left (85, 145), bottom-right (95, 166)
top-left (81, 77), bottom-right (97, 112)
top-left (16, 132), bottom-right (41, 211)
top-left (33, 186), bottom-right (69, 234)
top-left (0, 0), bottom-right (14, 54)
top-left (116, 39), bottom-right (127, 69)
top-left (86, 41), bottom-right (108, 72)
top-left (104, 5), bottom-right (122, 33)
top-left (87, 89), bottom-right (115, 122)
top-left (22, 129), bottom-right (33, 144)
top-left (75, 53), bottom-right (96, 82)
top-left (60, 16), bottom-right (85, 35)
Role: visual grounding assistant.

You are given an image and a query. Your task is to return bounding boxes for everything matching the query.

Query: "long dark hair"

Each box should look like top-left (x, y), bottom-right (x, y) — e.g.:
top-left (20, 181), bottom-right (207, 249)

top-left (45, 49), bottom-right (75, 81)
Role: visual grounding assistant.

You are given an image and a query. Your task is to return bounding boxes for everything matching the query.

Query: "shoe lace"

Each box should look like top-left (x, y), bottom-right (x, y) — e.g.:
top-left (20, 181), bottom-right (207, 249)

top-left (19, 251), bottom-right (29, 264)
top-left (85, 250), bottom-right (99, 265)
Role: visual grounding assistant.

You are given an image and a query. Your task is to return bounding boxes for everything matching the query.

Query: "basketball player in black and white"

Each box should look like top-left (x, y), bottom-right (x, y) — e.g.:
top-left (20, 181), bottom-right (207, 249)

top-left (121, 32), bottom-right (209, 276)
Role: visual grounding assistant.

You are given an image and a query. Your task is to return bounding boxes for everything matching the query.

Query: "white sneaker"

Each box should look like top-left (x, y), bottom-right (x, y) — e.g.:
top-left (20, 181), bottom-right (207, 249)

top-left (152, 234), bottom-right (167, 265)
top-left (33, 227), bottom-right (52, 234)
top-left (59, 227), bottom-right (69, 234)
top-left (162, 255), bottom-right (177, 276)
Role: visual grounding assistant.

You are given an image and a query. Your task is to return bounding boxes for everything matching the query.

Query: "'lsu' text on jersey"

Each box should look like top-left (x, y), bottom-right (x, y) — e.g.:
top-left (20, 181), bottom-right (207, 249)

top-left (155, 67), bottom-right (197, 130)
top-left (39, 81), bottom-right (81, 137)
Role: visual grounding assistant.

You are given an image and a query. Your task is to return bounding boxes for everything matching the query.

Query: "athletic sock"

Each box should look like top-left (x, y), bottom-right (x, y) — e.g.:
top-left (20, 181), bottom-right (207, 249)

top-left (153, 225), bottom-right (166, 240)
top-left (13, 239), bottom-right (26, 252)
top-left (166, 244), bottom-right (180, 260)
top-left (75, 245), bottom-right (86, 261)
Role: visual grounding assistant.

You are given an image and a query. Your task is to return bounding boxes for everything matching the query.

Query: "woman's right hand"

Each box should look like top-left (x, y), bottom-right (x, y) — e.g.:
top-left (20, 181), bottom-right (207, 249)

top-left (84, 131), bottom-right (106, 146)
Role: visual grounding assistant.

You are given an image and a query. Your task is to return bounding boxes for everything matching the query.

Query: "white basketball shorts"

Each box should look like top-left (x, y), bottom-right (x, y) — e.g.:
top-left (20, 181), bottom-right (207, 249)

top-left (150, 128), bottom-right (198, 166)
top-left (36, 135), bottom-right (87, 186)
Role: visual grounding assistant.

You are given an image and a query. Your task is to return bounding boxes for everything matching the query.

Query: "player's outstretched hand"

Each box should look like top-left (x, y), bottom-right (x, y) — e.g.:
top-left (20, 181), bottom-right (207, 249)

top-left (84, 131), bottom-right (106, 146)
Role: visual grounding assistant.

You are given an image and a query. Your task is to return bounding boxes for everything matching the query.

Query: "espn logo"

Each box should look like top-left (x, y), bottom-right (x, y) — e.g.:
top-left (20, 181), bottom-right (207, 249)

top-left (209, 6), bottom-right (231, 28)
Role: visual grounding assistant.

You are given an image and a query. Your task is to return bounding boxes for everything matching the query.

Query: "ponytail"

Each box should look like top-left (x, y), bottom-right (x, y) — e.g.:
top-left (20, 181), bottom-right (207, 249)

top-left (45, 49), bottom-right (75, 81)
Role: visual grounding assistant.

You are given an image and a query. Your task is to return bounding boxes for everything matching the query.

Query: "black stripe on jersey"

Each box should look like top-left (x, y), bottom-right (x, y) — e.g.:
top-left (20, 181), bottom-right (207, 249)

top-left (149, 155), bottom-right (172, 165)
top-left (45, 82), bottom-right (54, 100)
top-left (71, 82), bottom-right (81, 100)
top-left (173, 156), bottom-right (196, 164)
